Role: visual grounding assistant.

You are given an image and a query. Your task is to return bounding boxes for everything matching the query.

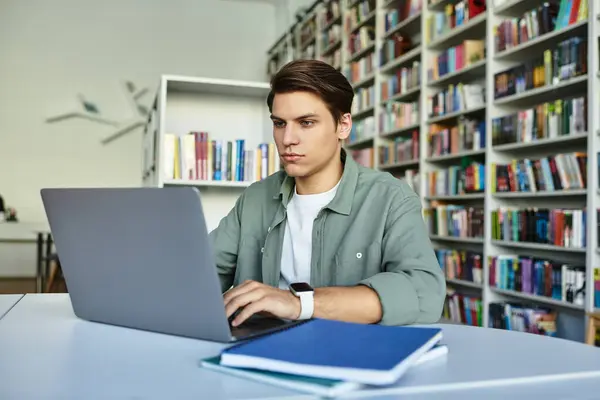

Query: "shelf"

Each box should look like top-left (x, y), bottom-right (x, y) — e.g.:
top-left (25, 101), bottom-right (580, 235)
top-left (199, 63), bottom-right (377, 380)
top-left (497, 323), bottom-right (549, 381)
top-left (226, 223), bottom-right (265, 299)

top-left (379, 160), bottom-right (419, 170)
top-left (351, 73), bottom-right (375, 89)
top-left (348, 43), bottom-right (375, 63)
top-left (491, 240), bottom-right (586, 254)
top-left (383, 13), bottom-right (421, 39)
top-left (426, 149), bottom-right (486, 163)
top-left (380, 47), bottom-right (421, 74)
top-left (345, 136), bottom-right (374, 149)
top-left (492, 132), bottom-right (588, 152)
top-left (493, 190), bottom-right (587, 199)
top-left (426, 193), bottom-right (485, 201)
top-left (447, 278), bottom-right (483, 289)
top-left (493, 75), bottom-right (588, 107)
top-left (265, 0), bottom-right (599, 340)
top-left (427, 105), bottom-right (486, 124)
top-left (427, 12), bottom-right (487, 49)
top-left (322, 40), bottom-right (342, 56)
top-left (380, 86), bottom-right (420, 104)
top-left (351, 106), bottom-right (375, 119)
top-left (494, 21), bottom-right (588, 61)
top-left (430, 235), bottom-right (484, 244)
top-left (491, 288), bottom-right (585, 311)
top-left (380, 123), bottom-right (420, 139)
top-left (348, 10), bottom-right (376, 34)
top-left (163, 179), bottom-right (252, 188)
top-left (164, 75), bottom-right (270, 97)
top-left (427, 59), bottom-right (486, 87)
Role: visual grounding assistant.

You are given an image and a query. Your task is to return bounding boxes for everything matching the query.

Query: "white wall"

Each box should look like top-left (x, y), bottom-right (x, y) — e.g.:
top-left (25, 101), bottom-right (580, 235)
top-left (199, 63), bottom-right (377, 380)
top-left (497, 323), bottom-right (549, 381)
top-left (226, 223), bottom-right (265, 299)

top-left (0, 0), bottom-right (277, 225)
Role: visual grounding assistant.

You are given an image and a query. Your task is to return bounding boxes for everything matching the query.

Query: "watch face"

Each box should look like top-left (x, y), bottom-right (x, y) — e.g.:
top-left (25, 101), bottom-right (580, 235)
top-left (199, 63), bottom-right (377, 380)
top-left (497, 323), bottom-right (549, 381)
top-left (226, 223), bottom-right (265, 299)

top-left (290, 282), bottom-right (313, 292)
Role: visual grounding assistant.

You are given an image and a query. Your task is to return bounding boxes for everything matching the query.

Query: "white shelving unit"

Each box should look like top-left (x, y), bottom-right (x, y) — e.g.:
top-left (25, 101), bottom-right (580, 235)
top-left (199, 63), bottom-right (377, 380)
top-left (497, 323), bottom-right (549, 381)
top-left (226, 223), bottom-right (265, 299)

top-left (266, 0), bottom-right (600, 343)
top-left (141, 75), bottom-right (276, 232)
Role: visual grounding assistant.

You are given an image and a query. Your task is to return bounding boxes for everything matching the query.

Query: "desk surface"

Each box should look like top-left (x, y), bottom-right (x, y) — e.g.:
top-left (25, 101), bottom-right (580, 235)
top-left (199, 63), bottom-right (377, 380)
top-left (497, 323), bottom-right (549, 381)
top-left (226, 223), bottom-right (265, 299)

top-left (0, 294), bottom-right (23, 320)
top-left (1, 294), bottom-right (600, 400)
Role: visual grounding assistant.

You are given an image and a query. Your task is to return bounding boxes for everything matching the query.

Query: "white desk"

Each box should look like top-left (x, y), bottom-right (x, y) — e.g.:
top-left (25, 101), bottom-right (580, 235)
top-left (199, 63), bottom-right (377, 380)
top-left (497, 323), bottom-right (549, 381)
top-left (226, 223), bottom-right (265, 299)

top-left (1, 294), bottom-right (600, 400)
top-left (0, 294), bottom-right (23, 320)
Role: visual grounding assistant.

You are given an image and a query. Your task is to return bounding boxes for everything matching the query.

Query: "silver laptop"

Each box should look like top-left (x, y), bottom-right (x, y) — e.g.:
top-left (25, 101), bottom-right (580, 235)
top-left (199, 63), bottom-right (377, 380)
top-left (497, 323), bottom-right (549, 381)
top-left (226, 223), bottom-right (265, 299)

top-left (40, 187), bottom-right (301, 343)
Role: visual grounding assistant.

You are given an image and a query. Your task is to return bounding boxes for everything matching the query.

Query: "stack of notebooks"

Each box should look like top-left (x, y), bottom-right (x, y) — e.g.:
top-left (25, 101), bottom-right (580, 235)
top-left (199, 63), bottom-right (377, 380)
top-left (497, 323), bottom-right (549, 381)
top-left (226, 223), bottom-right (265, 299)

top-left (201, 318), bottom-right (447, 397)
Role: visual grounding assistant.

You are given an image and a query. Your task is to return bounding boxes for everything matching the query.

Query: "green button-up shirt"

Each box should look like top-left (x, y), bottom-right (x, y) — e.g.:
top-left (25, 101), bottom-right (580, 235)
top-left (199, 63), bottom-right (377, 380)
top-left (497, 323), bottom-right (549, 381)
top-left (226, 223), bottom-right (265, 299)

top-left (209, 151), bottom-right (446, 325)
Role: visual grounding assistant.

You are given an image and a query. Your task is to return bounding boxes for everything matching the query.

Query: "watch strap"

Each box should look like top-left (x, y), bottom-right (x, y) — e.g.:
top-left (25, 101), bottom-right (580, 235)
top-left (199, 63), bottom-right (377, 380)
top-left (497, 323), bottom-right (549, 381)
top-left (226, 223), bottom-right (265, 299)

top-left (297, 292), bottom-right (314, 320)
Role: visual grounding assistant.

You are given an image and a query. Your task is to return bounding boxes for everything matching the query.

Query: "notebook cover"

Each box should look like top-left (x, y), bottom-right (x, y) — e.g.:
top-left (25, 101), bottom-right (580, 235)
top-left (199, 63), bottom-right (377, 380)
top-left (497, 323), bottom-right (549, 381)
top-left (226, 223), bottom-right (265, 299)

top-left (221, 318), bottom-right (442, 372)
top-left (201, 356), bottom-right (361, 397)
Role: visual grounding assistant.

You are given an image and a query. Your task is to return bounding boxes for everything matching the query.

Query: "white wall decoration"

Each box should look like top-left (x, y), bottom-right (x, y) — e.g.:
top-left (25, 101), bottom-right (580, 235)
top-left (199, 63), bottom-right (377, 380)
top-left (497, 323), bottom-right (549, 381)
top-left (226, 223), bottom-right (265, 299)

top-left (46, 80), bottom-right (150, 145)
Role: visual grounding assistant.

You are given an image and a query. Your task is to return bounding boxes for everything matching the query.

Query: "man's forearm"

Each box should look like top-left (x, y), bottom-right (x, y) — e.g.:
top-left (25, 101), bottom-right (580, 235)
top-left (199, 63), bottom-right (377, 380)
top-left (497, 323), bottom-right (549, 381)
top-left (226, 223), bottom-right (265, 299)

top-left (313, 285), bottom-right (382, 324)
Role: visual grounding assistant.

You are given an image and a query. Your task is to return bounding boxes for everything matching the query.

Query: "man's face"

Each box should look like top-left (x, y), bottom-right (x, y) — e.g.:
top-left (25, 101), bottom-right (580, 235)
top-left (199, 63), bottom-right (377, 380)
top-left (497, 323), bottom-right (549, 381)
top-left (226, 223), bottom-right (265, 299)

top-left (270, 91), bottom-right (351, 178)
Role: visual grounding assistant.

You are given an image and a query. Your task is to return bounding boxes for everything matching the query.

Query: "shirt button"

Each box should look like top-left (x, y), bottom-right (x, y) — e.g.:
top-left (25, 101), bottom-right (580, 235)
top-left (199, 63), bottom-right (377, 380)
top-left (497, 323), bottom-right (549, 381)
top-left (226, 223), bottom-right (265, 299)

top-left (268, 227), bottom-right (271, 232)
top-left (356, 252), bottom-right (362, 259)
top-left (261, 247), bottom-right (265, 253)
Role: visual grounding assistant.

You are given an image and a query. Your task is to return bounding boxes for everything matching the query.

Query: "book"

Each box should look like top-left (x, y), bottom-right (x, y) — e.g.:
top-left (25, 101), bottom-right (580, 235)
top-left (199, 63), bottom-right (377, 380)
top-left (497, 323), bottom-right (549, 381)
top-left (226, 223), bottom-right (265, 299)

top-left (201, 344), bottom-right (448, 397)
top-left (218, 318), bottom-right (443, 385)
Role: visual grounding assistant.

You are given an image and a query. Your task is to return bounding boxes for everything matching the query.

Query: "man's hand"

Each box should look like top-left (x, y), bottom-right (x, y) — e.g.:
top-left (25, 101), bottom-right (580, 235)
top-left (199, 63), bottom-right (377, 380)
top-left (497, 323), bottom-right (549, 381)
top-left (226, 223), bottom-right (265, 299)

top-left (223, 280), bottom-right (301, 327)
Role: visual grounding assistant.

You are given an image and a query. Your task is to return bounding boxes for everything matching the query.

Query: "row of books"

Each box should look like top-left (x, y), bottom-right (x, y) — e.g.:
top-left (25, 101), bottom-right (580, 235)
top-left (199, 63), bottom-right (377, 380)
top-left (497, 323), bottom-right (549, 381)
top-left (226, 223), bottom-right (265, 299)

top-left (384, 0), bottom-right (421, 34)
top-left (427, 40), bottom-right (485, 82)
top-left (348, 26), bottom-right (375, 58)
top-left (493, 0), bottom-right (587, 54)
top-left (493, 37), bottom-right (587, 100)
top-left (425, 0), bottom-right (486, 45)
top-left (489, 303), bottom-right (557, 336)
top-left (427, 83), bottom-right (485, 119)
top-left (491, 96), bottom-right (587, 146)
top-left (163, 132), bottom-right (279, 183)
top-left (443, 289), bottom-right (483, 326)
top-left (424, 205), bottom-right (485, 239)
top-left (437, 249), bottom-right (483, 284)
top-left (378, 132), bottom-right (419, 166)
top-left (425, 161), bottom-right (485, 197)
top-left (379, 100), bottom-right (419, 134)
top-left (489, 256), bottom-right (585, 306)
top-left (490, 208), bottom-right (586, 250)
top-left (348, 116), bottom-right (376, 143)
top-left (491, 152), bottom-right (587, 193)
top-left (352, 85), bottom-right (375, 114)
top-left (427, 118), bottom-right (486, 158)
top-left (347, 52), bottom-right (375, 85)
top-left (351, 148), bottom-right (374, 168)
top-left (380, 61), bottom-right (421, 101)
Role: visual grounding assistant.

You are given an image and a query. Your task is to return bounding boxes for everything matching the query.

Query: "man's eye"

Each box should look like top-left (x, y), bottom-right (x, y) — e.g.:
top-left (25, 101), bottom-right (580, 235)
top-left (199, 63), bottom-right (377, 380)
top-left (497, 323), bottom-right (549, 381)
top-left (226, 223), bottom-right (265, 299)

top-left (273, 121), bottom-right (285, 128)
top-left (300, 120), bottom-right (314, 127)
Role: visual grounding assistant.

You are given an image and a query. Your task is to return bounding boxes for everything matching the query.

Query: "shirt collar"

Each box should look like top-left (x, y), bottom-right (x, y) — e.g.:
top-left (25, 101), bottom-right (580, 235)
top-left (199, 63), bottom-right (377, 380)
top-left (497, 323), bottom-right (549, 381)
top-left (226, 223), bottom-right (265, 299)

top-left (275, 148), bottom-right (358, 216)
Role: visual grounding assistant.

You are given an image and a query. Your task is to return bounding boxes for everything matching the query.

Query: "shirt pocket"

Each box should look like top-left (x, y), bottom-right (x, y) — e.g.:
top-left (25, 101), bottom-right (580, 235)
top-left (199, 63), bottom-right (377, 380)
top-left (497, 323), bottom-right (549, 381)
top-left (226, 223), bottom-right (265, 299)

top-left (334, 241), bottom-right (382, 286)
top-left (234, 236), bottom-right (264, 285)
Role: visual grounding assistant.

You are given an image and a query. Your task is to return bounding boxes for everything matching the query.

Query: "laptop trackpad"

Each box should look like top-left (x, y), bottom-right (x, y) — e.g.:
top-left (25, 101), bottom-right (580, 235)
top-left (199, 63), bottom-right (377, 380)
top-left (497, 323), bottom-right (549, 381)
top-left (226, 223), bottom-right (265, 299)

top-left (230, 314), bottom-right (291, 339)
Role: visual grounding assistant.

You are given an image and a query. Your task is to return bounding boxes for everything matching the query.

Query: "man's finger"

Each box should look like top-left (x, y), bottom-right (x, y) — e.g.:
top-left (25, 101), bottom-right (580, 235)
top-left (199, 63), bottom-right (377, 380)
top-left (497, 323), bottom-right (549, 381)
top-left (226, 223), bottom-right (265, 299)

top-left (232, 298), bottom-right (269, 327)
top-left (224, 288), bottom-right (265, 318)
top-left (223, 280), bottom-right (260, 305)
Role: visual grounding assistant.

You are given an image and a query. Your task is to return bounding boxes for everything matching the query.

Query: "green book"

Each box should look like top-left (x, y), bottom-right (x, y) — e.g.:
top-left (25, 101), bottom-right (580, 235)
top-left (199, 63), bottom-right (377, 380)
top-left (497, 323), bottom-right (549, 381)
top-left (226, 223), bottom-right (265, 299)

top-left (201, 355), bottom-right (361, 397)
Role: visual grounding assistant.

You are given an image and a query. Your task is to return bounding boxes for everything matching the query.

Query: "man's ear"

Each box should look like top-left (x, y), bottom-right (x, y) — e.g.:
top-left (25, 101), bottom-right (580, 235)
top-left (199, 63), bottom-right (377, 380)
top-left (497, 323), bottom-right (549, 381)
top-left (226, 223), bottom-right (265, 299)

top-left (337, 113), bottom-right (352, 141)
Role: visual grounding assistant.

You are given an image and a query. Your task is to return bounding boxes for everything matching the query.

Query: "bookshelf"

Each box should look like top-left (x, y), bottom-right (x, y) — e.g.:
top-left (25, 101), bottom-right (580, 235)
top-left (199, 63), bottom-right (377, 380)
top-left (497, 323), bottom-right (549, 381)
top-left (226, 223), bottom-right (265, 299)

top-left (266, 0), bottom-right (600, 343)
top-left (141, 75), bottom-right (280, 232)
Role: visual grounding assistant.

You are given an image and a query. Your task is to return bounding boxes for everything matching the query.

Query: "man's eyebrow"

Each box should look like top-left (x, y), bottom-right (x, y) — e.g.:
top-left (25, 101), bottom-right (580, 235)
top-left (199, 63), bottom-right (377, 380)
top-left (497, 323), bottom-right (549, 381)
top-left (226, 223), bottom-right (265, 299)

top-left (270, 113), bottom-right (318, 121)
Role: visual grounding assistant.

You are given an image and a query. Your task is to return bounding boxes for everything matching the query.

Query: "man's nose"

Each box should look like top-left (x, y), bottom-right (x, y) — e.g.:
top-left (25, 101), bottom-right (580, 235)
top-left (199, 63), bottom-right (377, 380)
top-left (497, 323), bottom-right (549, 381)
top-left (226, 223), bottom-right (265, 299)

top-left (282, 126), bottom-right (298, 146)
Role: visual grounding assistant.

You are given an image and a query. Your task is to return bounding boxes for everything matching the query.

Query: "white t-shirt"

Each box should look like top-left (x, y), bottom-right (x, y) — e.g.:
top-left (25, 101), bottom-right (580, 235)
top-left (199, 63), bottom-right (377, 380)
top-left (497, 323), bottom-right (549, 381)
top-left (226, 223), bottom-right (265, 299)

top-left (278, 180), bottom-right (340, 289)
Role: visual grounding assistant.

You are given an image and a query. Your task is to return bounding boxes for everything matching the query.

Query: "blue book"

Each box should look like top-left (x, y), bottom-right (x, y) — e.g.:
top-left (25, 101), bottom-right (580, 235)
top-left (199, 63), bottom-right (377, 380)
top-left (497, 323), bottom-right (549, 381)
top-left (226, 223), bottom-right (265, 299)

top-left (219, 319), bottom-right (443, 386)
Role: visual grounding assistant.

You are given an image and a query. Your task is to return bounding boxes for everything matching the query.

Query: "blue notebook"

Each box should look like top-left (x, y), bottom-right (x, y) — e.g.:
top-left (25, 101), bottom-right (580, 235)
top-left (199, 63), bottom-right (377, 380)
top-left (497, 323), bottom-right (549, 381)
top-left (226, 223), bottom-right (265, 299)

top-left (219, 318), bottom-right (443, 385)
top-left (202, 344), bottom-right (447, 397)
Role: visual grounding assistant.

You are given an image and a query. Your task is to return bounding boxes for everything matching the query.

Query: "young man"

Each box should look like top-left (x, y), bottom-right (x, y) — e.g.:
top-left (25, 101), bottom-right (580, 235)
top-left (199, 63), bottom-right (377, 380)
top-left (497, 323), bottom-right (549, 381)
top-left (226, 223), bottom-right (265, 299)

top-left (210, 59), bottom-right (445, 328)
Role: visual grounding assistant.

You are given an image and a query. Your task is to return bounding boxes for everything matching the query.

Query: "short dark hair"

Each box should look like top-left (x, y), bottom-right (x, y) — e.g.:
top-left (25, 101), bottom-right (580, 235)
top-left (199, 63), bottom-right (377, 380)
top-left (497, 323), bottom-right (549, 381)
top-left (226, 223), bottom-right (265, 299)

top-left (267, 59), bottom-right (354, 124)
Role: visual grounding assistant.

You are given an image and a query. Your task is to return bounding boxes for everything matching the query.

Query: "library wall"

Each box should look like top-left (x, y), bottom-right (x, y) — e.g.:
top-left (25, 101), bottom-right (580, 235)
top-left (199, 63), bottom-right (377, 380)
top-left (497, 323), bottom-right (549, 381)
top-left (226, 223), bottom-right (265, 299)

top-left (0, 0), bottom-right (277, 224)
